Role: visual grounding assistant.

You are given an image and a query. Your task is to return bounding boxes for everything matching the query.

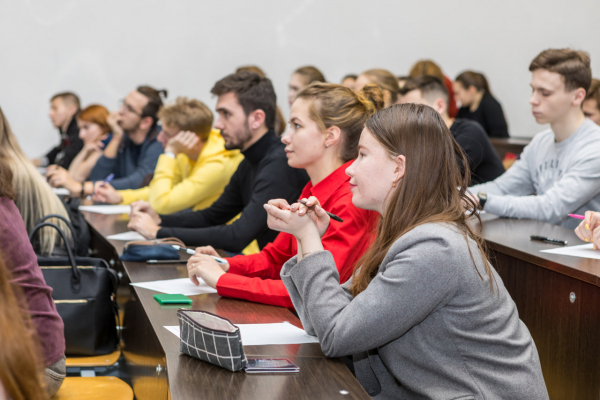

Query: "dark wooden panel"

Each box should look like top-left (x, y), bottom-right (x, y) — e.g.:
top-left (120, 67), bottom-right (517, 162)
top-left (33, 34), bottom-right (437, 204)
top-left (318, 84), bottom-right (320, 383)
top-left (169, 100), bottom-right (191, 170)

top-left (121, 287), bottom-right (169, 400)
top-left (167, 354), bottom-right (368, 400)
top-left (490, 137), bottom-right (530, 160)
top-left (491, 250), bottom-right (600, 400)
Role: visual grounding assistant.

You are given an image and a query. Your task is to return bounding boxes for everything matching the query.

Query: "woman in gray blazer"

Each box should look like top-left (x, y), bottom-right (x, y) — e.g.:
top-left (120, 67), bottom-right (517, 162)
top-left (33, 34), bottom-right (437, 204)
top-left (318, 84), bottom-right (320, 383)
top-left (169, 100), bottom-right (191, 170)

top-left (264, 104), bottom-right (549, 399)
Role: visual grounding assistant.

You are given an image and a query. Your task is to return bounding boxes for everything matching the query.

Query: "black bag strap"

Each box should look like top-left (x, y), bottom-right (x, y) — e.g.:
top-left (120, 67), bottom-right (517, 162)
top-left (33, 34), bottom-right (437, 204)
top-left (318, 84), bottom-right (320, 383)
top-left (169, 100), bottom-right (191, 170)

top-left (36, 214), bottom-right (78, 254)
top-left (29, 222), bottom-right (81, 291)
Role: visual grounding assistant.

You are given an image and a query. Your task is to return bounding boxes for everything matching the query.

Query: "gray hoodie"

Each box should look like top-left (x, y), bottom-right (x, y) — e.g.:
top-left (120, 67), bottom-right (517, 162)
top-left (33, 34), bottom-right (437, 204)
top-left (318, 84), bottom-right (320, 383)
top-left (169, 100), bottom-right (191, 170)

top-left (281, 223), bottom-right (549, 399)
top-left (470, 119), bottom-right (600, 229)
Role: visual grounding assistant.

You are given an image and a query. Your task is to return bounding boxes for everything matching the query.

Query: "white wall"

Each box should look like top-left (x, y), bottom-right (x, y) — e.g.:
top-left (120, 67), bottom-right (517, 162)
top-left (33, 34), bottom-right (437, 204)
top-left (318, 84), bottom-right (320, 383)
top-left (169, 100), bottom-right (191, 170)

top-left (1, 0), bottom-right (599, 158)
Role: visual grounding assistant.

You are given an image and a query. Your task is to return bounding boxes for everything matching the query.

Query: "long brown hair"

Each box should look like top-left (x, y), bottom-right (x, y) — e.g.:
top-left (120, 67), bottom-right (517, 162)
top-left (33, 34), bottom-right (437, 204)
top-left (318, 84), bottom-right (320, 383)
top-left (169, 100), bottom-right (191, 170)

top-left (350, 104), bottom-right (495, 296)
top-left (0, 255), bottom-right (48, 400)
top-left (295, 83), bottom-right (384, 162)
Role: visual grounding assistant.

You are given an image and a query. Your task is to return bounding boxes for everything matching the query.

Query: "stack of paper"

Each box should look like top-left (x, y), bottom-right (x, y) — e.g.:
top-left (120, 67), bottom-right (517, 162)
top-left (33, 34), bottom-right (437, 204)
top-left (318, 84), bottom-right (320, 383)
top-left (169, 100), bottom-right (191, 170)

top-left (106, 231), bottom-right (146, 241)
top-left (131, 278), bottom-right (217, 295)
top-left (79, 205), bottom-right (131, 214)
top-left (540, 243), bottom-right (600, 260)
top-left (164, 322), bottom-right (319, 346)
top-left (52, 187), bottom-right (71, 195)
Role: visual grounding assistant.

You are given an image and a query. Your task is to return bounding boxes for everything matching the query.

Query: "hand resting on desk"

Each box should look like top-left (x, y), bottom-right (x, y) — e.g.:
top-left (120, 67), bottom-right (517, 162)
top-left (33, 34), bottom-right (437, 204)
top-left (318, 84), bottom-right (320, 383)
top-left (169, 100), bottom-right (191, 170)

top-left (128, 202), bottom-right (161, 239)
top-left (187, 248), bottom-right (229, 288)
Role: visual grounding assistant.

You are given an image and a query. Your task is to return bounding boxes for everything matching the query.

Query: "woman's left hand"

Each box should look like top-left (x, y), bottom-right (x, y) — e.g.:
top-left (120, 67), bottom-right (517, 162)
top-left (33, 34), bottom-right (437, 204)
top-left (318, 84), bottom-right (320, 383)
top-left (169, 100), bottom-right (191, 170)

top-left (45, 165), bottom-right (80, 195)
top-left (264, 198), bottom-right (320, 241)
top-left (187, 254), bottom-right (226, 288)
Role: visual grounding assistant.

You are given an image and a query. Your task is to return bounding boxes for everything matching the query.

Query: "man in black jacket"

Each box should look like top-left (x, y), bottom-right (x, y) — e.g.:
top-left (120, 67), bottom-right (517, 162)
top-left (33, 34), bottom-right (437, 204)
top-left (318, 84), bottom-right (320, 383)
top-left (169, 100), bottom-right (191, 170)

top-left (399, 76), bottom-right (505, 185)
top-left (128, 71), bottom-right (309, 253)
top-left (33, 92), bottom-right (83, 169)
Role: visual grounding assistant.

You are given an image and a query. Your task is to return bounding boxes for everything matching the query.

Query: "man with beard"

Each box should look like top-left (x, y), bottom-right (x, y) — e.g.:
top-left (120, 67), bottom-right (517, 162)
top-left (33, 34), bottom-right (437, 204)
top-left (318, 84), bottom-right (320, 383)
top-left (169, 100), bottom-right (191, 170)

top-left (128, 71), bottom-right (309, 254)
top-left (85, 86), bottom-right (165, 192)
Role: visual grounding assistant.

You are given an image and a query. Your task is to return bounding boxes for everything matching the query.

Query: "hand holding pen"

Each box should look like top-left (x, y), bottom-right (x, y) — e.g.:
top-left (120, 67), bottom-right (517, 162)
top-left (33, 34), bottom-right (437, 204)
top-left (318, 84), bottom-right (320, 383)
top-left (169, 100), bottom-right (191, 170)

top-left (573, 211), bottom-right (600, 250)
top-left (293, 196), bottom-right (340, 238)
top-left (88, 173), bottom-right (114, 200)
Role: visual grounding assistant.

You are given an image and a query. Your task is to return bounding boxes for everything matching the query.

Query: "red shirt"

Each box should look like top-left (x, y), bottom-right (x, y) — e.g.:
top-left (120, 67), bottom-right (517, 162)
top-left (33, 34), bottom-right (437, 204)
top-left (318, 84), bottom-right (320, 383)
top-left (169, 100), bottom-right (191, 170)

top-left (216, 161), bottom-right (377, 308)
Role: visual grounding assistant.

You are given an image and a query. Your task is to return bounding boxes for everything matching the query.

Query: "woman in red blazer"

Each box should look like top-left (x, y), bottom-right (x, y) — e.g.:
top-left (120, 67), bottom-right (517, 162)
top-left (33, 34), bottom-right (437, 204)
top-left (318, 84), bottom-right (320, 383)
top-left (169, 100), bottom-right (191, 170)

top-left (186, 82), bottom-right (383, 308)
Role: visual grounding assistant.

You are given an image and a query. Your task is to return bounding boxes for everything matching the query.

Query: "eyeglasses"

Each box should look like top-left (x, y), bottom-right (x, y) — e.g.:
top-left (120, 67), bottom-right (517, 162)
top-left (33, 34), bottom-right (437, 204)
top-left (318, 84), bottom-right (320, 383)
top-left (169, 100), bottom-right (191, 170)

top-left (119, 99), bottom-right (143, 117)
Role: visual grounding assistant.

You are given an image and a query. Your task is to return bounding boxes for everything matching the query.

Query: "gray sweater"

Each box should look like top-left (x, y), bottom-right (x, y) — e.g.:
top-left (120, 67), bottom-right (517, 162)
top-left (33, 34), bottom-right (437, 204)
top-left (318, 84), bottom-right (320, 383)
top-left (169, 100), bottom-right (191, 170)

top-left (281, 223), bottom-right (548, 399)
top-left (470, 119), bottom-right (600, 229)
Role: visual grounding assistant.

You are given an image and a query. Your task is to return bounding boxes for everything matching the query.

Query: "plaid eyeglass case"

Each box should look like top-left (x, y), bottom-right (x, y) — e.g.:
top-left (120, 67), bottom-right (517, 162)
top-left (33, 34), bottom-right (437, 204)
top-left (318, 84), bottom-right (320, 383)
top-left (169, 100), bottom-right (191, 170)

top-left (177, 309), bottom-right (248, 372)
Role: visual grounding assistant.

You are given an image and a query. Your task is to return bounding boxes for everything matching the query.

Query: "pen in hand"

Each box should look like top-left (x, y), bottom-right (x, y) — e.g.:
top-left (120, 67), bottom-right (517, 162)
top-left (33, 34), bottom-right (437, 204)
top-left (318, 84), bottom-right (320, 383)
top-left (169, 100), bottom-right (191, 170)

top-left (171, 245), bottom-right (227, 265)
top-left (298, 199), bottom-right (344, 223)
top-left (88, 173), bottom-right (114, 200)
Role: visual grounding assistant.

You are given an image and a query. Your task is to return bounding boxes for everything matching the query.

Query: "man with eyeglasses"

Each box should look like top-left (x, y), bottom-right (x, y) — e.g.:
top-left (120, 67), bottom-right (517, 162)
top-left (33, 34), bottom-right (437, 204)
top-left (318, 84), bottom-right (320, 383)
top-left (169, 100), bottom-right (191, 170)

top-left (83, 86), bottom-right (165, 194)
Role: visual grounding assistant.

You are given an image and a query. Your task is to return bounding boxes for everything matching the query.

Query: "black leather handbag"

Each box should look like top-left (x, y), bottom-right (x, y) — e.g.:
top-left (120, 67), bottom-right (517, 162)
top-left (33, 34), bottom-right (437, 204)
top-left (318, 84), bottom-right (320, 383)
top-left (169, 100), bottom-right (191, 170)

top-left (29, 215), bottom-right (119, 356)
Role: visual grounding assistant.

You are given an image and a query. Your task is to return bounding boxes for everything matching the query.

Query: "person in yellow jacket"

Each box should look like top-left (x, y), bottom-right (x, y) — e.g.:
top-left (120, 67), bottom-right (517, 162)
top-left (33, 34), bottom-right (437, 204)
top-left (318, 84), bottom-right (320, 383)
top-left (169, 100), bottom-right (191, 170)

top-left (94, 97), bottom-right (259, 254)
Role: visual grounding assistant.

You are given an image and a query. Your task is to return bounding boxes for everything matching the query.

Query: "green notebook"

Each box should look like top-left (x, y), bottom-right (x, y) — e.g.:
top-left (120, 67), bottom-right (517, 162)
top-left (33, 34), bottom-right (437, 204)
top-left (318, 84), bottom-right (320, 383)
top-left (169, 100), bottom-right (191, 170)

top-left (154, 294), bottom-right (193, 305)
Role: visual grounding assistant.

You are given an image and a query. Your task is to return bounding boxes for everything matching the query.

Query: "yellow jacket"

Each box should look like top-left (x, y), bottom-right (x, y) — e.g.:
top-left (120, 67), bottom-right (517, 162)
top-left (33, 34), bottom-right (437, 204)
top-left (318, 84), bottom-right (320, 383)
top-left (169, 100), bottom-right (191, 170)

top-left (119, 130), bottom-right (260, 255)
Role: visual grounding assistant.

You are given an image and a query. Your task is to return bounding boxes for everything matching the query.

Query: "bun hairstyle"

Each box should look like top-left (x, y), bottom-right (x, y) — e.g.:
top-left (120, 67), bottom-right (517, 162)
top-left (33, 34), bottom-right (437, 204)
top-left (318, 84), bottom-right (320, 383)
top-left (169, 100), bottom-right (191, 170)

top-left (295, 82), bottom-right (384, 162)
top-left (137, 85), bottom-right (168, 124)
top-left (359, 69), bottom-right (399, 105)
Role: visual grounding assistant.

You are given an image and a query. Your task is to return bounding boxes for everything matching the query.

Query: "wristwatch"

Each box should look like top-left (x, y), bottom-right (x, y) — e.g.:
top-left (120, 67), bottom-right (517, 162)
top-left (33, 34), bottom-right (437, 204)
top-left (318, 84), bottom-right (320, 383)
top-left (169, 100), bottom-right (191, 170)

top-left (477, 192), bottom-right (487, 209)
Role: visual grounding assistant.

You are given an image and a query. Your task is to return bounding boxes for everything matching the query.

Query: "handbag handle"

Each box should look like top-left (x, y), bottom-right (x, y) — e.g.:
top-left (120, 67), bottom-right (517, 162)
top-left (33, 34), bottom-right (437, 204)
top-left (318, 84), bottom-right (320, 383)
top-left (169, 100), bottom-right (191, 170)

top-left (29, 222), bottom-right (81, 291)
top-left (36, 214), bottom-right (78, 254)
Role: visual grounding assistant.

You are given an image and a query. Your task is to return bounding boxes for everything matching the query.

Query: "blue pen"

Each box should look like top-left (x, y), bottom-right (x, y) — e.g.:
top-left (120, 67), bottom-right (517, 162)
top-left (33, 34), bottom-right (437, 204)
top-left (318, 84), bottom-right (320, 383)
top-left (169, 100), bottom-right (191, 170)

top-left (88, 173), bottom-right (114, 200)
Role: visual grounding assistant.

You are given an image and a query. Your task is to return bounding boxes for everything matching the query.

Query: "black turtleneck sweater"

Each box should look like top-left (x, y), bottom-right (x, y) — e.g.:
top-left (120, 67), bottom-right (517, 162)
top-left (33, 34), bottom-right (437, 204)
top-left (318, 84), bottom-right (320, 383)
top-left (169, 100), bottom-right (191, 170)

top-left (157, 130), bottom-right (309, 253)
top-left (46, 116), bottom-right (83, 168)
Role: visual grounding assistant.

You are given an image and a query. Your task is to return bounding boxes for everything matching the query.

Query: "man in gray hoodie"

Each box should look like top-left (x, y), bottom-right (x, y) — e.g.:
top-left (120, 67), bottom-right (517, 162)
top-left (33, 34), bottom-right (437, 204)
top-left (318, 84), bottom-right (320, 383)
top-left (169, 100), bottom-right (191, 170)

top-left (470, 49), bottom-right (600, 229)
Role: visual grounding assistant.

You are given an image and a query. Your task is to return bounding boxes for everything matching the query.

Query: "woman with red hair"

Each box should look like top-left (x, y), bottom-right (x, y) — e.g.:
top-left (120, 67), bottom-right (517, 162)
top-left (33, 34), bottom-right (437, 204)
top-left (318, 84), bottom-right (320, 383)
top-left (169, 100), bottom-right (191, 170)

top-left (47, 104), bottom-right (112, 188)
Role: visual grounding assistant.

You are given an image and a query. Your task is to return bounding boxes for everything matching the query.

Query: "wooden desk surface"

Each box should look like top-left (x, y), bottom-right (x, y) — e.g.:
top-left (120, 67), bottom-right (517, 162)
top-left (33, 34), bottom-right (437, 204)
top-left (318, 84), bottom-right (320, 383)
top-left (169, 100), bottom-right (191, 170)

top-left (480, 215), bottom-right (600, 286)
top-left (83, 211), bottom-right (370, 400)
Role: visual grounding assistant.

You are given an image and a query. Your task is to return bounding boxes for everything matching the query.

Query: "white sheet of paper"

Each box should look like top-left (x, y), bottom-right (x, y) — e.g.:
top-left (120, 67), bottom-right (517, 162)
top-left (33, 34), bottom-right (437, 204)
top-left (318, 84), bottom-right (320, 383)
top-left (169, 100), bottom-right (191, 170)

top-left (164, 322), bottom-right (319, 346)
top-left (540, 243), bottom-right (600, 260)
top-left (106, 231), bottom-right (146, 241)
top-left (131, 277), bottom-right (217, 295)
top-left (79, 205), bottom-right (132, 215)
top-left (52, 187), bottom-right (70, 195)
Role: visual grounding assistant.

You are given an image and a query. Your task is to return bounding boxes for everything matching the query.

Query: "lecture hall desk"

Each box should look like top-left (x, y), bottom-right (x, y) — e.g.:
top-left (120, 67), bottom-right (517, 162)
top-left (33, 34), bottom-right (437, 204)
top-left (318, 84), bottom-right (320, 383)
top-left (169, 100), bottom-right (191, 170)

top-left (82, 211), bottom-right (370, 400)
top-left (83, 211), bottom-right (600, 400)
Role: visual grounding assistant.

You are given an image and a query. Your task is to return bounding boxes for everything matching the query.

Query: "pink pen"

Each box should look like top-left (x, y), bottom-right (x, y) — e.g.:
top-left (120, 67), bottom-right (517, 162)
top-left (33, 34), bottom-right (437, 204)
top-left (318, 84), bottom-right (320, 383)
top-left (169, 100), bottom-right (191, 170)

top-left (568, 214), bottom-right (585, 220)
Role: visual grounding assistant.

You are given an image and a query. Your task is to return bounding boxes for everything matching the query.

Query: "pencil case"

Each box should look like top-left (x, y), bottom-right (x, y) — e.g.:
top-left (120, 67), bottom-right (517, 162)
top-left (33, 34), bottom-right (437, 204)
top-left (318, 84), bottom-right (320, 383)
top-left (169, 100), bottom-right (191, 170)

top-left (177, 309), bottom-right (247, 372)
top-left (120, 237), bottom-right (185, 261)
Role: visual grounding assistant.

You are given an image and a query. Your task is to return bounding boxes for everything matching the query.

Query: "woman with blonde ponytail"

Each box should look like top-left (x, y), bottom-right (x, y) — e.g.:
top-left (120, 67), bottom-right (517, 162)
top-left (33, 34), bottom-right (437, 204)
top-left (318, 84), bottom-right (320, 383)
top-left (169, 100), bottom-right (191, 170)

top-left (186, 83), bottom-right (382, 309)
top-left (0, 107), bottom-right (75, 255)
top-left (267, 104), bottom-right (548, 398)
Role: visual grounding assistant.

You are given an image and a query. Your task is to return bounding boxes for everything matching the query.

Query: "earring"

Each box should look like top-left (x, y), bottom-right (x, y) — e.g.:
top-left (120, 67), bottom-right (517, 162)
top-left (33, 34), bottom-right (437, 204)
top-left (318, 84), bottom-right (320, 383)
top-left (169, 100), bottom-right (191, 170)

top-left (325, 144), bottom-right (329, 148)
top-left (392, 181), bottom-right (398, 188)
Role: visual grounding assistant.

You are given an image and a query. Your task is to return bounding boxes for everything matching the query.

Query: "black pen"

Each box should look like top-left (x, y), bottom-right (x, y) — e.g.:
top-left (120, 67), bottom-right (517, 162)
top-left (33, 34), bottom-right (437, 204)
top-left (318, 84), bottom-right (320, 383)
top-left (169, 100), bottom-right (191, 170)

top-left (298, 199), bottom-right (344, 223)
top-left (530, 235), bottom-right (568, 246)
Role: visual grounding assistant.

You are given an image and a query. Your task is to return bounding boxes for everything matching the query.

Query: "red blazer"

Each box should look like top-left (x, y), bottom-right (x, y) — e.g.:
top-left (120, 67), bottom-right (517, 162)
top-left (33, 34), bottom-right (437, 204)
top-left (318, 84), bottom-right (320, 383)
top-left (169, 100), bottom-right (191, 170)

top-left (216, 161), bottom-right (377, 308)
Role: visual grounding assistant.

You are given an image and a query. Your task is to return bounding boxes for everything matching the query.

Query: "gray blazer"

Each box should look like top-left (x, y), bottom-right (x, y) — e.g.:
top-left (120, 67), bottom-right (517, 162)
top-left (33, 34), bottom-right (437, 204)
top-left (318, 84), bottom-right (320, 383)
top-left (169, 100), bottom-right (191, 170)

top-left (281, 223), bottom-right (549, 399)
